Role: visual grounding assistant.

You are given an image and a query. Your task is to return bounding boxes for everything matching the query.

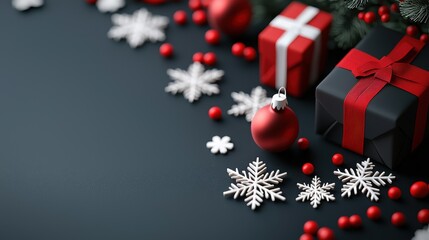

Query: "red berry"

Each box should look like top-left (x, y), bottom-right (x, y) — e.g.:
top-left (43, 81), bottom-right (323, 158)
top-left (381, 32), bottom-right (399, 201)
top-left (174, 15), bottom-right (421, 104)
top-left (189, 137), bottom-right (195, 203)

top-left (391, 212), bottom-right (406, 227)
top-left (410, 181), bottom-right (429, 198)
top-left (193, 52), bottom-right (204, 63)
top-left (303, 220), bottom-right (319, 235)
top-left (420, 33), bottom-right (429, 42)
top-left (188, 0), bottom-right (202, 11)
top-left (205, 29), bottom-right (221, 45)
top-left (388, 186), bottom-right (402, 200)
top-left (302, 163), bottom-right (314, 175)
top-left (337, 216), bottom-right (350, 229)
top-left (317, 227), bottom-right (335, 240)
top-left (203, 52), bottom-right (217, 66)
top-left (406, 25), bottom-right (419, 37)
top-left (367, 206), bottom-right (382, 220)
top-left (299, 234), bottom-right (314, 240)
top-left (349, 214), bottom-right (362, 228)
top-left (159, 43), bottom-right (174, 58)
top-left (417, 209), bottom-right (429, 224)
top-left (297, 137), bottom-right (310, 150)
top-left (173, 10), bottom-right (187, 25)
top-left (208, 106), bottom-right (222, 120)
top-left (86, 0), bottom-right (97, 4)
top-left (381, 13), bottom-right (390, 22)
top-left (391, 3), bottom-right (399, 12)
top-left (378, 6), bottom-right (390, 16)
top-left (231, 42), bottom-right (246, 57)
top-left (358, 12), bottom-right (365, 20)
top-left (331, 153), bottom-right (344, 166)
top-left (192, 10), bottom-right (207, 25)
top-left (364, 12), bottom-right (376, 24)
top-left (243, 47), bottom-right (257, 61)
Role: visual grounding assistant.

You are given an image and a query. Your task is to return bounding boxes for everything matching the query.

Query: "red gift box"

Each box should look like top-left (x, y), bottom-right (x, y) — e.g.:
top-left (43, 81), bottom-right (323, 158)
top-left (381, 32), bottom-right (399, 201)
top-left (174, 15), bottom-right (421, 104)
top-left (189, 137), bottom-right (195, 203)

top-left (258, 2), bottom-right (332, 97)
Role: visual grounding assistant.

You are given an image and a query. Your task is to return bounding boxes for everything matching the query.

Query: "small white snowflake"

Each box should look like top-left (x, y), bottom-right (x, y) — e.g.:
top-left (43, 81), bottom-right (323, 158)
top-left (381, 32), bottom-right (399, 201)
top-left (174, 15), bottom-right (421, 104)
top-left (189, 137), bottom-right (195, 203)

top-left (108, 8), bottom-right (169, 48)
top-left (227, 86), bottom-right (271, 122)
top-left (296, 175), bottom-right (335, 208)
top-left (12, 0), bottom-right (43, 11)
top-left (334, 158), bottom-right (395, 202)
top-left (97, 0), bottom-right (125, 13)
top-left (206, 136), bottom-right (234, 155)
top-left (223, 157), bottom-right (287, 210)
top-left (412, 225), bottom-right (429, 240)
top-left (165, 62), bottom-right (224, 103)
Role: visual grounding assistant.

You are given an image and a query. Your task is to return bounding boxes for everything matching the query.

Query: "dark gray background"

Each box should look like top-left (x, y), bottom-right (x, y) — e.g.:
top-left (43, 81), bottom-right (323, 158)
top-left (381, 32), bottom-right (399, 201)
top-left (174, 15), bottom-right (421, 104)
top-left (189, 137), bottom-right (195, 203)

top-left (0, 1), bottom-right (427, 240)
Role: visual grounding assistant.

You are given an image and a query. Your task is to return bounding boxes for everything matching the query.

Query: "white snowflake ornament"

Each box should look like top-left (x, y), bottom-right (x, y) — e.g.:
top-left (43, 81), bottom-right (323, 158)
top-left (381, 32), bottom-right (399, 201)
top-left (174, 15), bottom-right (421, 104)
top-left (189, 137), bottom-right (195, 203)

top-left (97, 0), bottom-right (125, 13)
top-left (206, 136), bottom-right (234, 155)
top-left (334, 158), bottom-right (395, 202)
top-left (12, 0), bottom-right (43, 11)
top-left (228, 86), bottom-right (271, 122)
top-left (223, 157), bottom-right (287, 210)
top-left (165, 62), bottom-right (224, 103)
top-left (412, 225), bottom-right (429, 240)
top-left (296, 176), bottom-right (335, 209)
top-left (108, 8), bottom-right (169, 48)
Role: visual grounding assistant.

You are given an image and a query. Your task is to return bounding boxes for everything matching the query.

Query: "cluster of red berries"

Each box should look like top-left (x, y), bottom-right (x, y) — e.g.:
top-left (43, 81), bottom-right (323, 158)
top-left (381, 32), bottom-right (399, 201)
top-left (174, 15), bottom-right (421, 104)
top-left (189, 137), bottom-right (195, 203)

top-left (337, 214), bottom-right (363, 230)
top-left (231, 42), bottom-right (257, 62)
top-left (300, 220), bottom-right (335, 240)
top-left (173, 0), bottom-right (210, 26)
top-left (193, 52), bottom-right (217, 65)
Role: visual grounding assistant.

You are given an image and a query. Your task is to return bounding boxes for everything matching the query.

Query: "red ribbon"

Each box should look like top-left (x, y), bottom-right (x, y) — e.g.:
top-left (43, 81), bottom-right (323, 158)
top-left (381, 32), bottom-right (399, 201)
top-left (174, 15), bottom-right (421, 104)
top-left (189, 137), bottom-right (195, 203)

top-left (337, 36), bottom-right (429, 154)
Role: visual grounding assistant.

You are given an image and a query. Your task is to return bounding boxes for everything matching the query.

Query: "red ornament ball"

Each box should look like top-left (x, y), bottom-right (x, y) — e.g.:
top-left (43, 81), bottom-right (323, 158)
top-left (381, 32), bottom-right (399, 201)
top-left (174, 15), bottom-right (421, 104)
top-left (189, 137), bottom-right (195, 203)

top-left (208, 106), bottom-right (222, 120)
top-left (302, 163), bottom-right (314, 175)
top-left (406, 25), bottom-right (419, 37)
top-left (358, 12), bottom-right (365, 20)
top-left (174, 10), bottom-right (188, 25)
top-left (86, 0), bottom-right (97, 4)
top-left (388, 186), bottom-right (402, 200)
top-left (364, 12), bottom-right (376, 24)
top-left (208, 0), bottom-right (252, 36)
top-left (299, 234), bottom-right (314, 240)
top-left (297, 137), bottom-right (310, 150)
top-left (303, 220), bottom-right (319, 235)
top-left (251, 90), bottom-right (299, 152)
top-left (159, 43), bottom-right (174, 58)
top-left (420, 33), bottom-right (429, 42)
top-left (417, 209), bottom-right (429, 224)
top-left (203, 52), bottom-right (217, 66)
top-left (188, 0), bottom-right (202, 11)
top-left (337, 216), bottom-right (350, 229)
top-left (381, 14), bottom-right (390, 23)
top-left (317, 227), bottom-right (335, 240)
top-left (205, 29), bottom-right (221, 45)
top-left (391, 212), bottom-right (406, 227)
top-left (201, 0), bottom-right (211, 8)
top-left (378, 6), bottom-right (390, 16)
top-left (410, 181), bottom-right (429, 198)
top-left (193, 52), bottom-right (204, 63)
top-left (349, 214), bottom-right (362, 228)
top-left (367, 206), bottom-right (382, 220)
top-left (391, 3), bottom-right (399, 12)
top-left (331, 153), bottom-right (344, 166)
top-left (231, 42), bottom-right (245, 57)
top-left (243, 47), bottom-right (257, 61)
top-left (193, 10), bottom-right (207, 25)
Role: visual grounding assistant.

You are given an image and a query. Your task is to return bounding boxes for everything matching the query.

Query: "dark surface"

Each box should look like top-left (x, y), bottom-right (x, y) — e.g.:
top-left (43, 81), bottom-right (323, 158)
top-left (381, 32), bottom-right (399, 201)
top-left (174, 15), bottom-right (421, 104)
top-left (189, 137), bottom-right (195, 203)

top-left (0, 2), bottom-right (427, 240)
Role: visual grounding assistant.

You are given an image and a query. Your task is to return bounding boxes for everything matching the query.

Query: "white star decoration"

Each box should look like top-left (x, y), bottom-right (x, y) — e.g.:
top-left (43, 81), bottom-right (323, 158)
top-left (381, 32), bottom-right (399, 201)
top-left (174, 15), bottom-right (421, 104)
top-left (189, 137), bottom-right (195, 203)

top-left (223, 157), bottom-right (287, 210)
top-left (97, 0), bottom-right (125, 13)
top-left (296, 175), bottom-right (335, 208)
top-left (412, 225), bottom-right (429, 240)
top-left (227, 86), bottom-right (271, 122)
top-left (206, 136), bottom-right (234, 155)
top-left (12, 0), bottom-right (43, 11)
top-left (108, 8), bottom-right (169, 48)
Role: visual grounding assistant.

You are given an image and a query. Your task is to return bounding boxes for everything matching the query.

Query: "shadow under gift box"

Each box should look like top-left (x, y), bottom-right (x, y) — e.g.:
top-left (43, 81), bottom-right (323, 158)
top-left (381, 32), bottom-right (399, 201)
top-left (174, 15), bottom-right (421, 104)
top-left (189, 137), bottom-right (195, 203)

top-left (315, 26), bottom-right (429, 169)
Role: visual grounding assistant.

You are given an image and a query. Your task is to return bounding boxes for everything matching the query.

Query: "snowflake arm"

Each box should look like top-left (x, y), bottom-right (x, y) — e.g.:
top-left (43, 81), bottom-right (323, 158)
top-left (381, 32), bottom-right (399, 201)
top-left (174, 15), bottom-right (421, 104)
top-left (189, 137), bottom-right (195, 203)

top-left (12, 0), bottom-right (43, 11)
top-left (228, 86), bottom-right (271, 122)
top-left (412, 225), bottom-right (429, 240)
top-left (97, 0), bottom-right (125, 13)
top-left (206, 136), bottom-right (234, 154)
top-left (296, 176), bottom-right (335, 208)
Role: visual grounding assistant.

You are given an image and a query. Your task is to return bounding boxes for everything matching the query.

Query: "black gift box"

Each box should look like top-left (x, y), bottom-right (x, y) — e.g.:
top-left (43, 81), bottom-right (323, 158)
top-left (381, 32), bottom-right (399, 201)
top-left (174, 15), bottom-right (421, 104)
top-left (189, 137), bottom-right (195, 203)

top-left (315, 26), bottom-right (429, 169)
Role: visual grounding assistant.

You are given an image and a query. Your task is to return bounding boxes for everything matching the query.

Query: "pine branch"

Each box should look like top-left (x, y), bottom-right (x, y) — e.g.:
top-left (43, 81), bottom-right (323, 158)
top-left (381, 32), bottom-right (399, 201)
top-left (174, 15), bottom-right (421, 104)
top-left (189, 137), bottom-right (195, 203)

top-left (400, 0), bottom-right (429, 23)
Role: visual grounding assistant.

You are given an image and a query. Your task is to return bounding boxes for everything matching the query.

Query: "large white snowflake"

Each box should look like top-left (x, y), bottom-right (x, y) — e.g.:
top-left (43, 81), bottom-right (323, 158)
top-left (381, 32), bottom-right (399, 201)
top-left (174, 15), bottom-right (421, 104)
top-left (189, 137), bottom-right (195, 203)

top-left (97, 0), bottom-right (125, 13)
top-left (223, 157), bottom-right (287, 210)
top-left (12, 0), bottom-right (43, 11)
top-left (227, 86), bottom-right (271, 122)
top-left (165, 62), bottom-right (224, 103)
top-left (108, 8), bottom-right (169, 48)
top-left (412, 225), bottom-right (429, 240)
top-left (334, 158), bottom-right (395, 202)
top-left (296, 175), bottom-right (335, 209)
top-left (206, 136), bottom-right (234, 155)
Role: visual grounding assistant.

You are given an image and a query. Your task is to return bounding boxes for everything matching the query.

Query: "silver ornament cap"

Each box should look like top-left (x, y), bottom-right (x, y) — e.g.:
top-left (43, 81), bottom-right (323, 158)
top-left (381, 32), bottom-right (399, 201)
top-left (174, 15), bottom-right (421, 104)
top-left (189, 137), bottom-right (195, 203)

top-left (271, 87), bottom-right (288, 111)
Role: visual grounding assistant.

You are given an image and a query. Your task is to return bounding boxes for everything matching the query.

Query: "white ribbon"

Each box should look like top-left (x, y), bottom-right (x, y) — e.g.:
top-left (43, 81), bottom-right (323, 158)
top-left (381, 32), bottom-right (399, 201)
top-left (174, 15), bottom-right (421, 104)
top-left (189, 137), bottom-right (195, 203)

top-left (269, 6), bottom-right (322, 89)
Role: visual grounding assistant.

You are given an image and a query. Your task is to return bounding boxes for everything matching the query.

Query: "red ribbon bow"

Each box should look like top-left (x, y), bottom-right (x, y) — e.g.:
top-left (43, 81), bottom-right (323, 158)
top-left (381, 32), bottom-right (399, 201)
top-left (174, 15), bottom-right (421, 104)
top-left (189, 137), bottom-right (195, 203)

top-left (336, 36), bottom-right (429, 155)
